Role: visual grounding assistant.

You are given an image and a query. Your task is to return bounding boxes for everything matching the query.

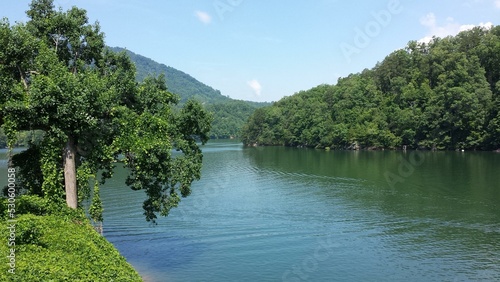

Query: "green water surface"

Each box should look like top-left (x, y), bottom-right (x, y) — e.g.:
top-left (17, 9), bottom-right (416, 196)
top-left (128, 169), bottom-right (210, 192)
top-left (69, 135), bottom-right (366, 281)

top-left (1, 141), bottom-right (499, 281)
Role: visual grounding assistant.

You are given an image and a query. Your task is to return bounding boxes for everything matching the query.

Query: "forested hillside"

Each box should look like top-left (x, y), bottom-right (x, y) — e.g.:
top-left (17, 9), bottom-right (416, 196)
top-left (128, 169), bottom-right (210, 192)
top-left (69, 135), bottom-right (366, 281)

top-left (241, 26), bottom-right (500, 151)
top-left (110, 47), bottom-right (230, 104)
top-left (110, 47), bottom-right (269, 139)
top-left (205, 100), bottom-right (266, 139)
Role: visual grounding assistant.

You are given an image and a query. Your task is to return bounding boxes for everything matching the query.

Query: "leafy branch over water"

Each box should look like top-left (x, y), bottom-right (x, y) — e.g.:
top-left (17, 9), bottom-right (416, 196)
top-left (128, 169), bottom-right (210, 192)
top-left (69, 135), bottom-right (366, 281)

top-left (0, 0), bottom-right (212, 223)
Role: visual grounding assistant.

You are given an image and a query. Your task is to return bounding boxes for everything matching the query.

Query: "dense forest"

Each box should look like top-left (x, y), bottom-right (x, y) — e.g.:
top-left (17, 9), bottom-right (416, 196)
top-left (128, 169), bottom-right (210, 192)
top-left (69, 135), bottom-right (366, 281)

top-left (205, 100), bottom-right (267, 139)
top-left (241, 26), bottom-right (500, 151)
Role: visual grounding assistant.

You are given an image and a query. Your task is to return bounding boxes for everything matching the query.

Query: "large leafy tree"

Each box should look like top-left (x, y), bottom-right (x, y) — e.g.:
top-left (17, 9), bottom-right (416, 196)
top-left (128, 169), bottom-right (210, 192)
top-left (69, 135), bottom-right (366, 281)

top-left (0, 0), bottom-right (211, 222)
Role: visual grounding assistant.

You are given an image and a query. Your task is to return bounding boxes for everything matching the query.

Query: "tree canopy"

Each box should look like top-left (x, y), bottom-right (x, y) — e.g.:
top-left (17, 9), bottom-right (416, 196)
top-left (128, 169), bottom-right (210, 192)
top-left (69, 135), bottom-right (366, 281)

top-left (1, 0), bottom-right (212, 223)
top-left (242, 26), bottom-right (500, 151)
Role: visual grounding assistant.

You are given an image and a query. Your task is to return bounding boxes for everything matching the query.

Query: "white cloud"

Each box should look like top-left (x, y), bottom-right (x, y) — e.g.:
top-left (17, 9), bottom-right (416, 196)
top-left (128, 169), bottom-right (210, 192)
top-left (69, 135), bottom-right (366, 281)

top-left (420, 13), bottom-right (437, 28)
top-left (195, 11), bottom-right (212, 24)
top-left (418, 13), bottom-right (460, 43)
top-left (459, 22), bottom-right (493, 32)
top-left (247, 79), bottom-right (262, 96)
top-left (419, 13), bottom-right (493, 43)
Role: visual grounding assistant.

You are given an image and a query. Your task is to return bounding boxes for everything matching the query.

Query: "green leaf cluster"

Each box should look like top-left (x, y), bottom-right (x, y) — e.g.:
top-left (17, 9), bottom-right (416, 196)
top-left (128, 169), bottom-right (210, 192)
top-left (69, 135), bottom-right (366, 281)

top-left (242, 26), bottom-right (500, 151)
top-left (0, 128), bottom-right (44, 148)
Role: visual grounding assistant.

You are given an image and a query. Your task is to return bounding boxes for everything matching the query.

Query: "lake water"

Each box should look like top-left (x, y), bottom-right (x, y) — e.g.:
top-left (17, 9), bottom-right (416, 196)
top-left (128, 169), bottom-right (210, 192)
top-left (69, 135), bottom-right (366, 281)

top-left (1, 141), bottom-right (500, 281)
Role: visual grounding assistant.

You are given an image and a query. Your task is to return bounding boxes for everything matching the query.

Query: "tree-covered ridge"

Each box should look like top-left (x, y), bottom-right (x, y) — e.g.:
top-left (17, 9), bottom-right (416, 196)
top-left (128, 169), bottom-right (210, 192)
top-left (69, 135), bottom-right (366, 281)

top-left (110, 46), bottom-right (230, 104)
top-left (206, 100), bottom-right (270, 139)
top-left (109, 46), bottom-right (270, 139)
top-left (242, 26), bottom-right (500, 151)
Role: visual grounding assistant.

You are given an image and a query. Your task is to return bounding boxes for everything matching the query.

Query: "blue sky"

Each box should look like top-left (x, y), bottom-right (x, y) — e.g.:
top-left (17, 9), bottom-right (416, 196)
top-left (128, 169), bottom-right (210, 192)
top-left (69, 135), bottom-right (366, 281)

top-left (2, 0), bottom-right (499, 102)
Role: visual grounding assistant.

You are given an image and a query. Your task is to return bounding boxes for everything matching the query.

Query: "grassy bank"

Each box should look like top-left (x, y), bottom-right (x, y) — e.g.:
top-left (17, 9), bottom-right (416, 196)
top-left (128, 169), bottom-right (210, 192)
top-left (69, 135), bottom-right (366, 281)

top-left (1, 196), bottom-right (142, 281)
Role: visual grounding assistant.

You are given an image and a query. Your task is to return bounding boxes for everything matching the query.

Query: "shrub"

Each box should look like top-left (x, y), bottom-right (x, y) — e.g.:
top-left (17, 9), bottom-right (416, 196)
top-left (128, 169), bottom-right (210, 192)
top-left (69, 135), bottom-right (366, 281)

top-left (0, 213), bottom-right (143, 281)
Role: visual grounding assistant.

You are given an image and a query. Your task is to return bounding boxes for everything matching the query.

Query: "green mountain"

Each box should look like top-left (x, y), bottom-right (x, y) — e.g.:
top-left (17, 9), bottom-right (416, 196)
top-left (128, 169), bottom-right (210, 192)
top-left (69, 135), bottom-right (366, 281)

top-left (109, 47), bottom-right (229, 104)
top-left (109, 47), bottom-right (269, 139)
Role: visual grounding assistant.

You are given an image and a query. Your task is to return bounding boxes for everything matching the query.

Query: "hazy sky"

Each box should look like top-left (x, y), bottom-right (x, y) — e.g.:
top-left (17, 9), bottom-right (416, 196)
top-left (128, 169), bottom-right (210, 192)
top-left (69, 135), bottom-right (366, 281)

top-left (2, 0), bottom-right (499, 102)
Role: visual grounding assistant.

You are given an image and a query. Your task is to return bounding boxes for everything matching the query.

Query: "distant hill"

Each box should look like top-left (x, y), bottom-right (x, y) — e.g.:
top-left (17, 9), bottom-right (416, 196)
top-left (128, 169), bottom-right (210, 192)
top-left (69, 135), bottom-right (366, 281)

top-left (109, 47), bottom-right (232, 104)
top-left (109, 47), bottom-right (270, 139)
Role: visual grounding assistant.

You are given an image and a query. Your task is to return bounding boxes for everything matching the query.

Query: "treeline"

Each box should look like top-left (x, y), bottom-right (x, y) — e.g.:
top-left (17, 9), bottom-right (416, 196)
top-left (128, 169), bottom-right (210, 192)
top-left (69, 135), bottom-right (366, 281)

top-left (207, 100), bottom-right (270, 139)
top-left (242, 26), bottom-right (500, 151)
top-left (0, 101), bottom-right (266, 145)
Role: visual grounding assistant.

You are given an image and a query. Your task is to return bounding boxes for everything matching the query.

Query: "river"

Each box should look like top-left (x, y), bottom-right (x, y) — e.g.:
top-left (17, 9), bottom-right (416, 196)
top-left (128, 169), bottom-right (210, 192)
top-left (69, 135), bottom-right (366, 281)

top-left (1, 141), bottom-right (500, 281)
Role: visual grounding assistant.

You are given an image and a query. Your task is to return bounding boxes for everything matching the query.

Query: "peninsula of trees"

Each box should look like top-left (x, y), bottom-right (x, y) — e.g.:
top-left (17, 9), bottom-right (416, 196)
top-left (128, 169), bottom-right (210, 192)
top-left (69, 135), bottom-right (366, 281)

top-left (242, 26), bottom-right (500, 151)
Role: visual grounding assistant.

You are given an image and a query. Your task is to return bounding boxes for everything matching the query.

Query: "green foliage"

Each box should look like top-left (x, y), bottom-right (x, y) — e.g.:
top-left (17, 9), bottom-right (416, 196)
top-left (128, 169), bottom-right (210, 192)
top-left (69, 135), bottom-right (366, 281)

top-left (0, 195), bottom-right (88, 222)
top-left (0, 128), bottom-right (44, 148)
top-left (15, 215), bottom-right (44, 246)
top-left (11, 195), bottom-right (49, 216)
top-left (242, 26), bottom-right (500, 151)
top-left (113, 96), bottom-right (212, 222)
top-left (0, 213), bottom-right (142, 281)
top-left (109, 46), bottom-right (229, 104)
top-left (1, 0), bottom-right (212, 222)
top-left (205, 100), bottom-right (268, 139)
top-left (88, 181), bottom-right (103, 224)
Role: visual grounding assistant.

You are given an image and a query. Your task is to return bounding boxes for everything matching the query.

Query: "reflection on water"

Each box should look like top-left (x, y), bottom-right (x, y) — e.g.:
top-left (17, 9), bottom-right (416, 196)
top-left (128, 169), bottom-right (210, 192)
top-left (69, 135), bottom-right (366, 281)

top-left (1, 142), bottom-right (499, 281)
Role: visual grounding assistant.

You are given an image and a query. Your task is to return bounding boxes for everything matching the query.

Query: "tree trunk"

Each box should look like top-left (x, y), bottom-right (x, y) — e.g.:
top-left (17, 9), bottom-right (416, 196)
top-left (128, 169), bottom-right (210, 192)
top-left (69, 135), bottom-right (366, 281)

top-left (64, 136), bottom-right (78, 209)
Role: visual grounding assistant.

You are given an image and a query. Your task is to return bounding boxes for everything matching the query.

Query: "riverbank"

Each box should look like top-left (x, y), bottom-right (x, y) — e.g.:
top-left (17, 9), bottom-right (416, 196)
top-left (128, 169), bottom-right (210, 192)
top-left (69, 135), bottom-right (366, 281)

top-left (245, 142), bottom-right (500, 152)
top-left (0, 196), bottom-right (143, 281)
